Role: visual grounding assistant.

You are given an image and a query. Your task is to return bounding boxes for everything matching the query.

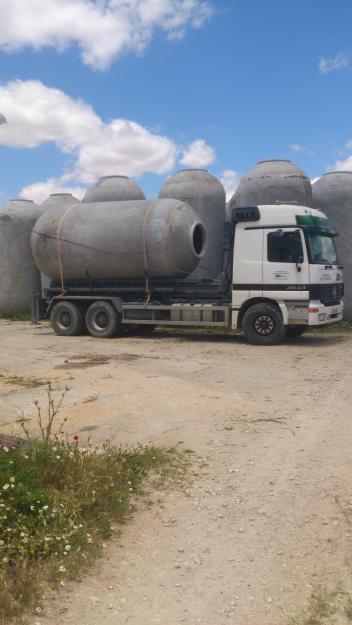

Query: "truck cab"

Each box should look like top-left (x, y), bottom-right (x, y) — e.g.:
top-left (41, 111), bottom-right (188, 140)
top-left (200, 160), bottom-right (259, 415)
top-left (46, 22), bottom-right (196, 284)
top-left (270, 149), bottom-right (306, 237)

top-left (232, 204), bottom-right (344, 343)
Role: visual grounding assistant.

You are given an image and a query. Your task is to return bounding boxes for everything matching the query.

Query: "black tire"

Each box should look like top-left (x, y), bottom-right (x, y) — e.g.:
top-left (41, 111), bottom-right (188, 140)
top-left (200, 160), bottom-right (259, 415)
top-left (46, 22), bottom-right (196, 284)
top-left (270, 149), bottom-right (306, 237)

top-left (85, 301), bottom-right (122, 338)
top-left (125, 324), bottom-right (156, 336)
top-left (50, 301), bottom-right (85, 337)
top-left (286, 325), bottom-right (306, 338)
top-left (242, 303), bottom-right (286, 345)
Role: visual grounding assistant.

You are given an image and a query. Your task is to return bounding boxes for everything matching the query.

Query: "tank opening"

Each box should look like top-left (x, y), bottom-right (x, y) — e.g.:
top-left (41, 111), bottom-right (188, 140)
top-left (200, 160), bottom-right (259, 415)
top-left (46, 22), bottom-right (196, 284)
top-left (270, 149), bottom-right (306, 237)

top-left (99, 175), bottom-right (129, 180)
top-left (10, 198), bottom-right (34, 202)
top-left (324, 171), bottom-right (352, 176)
top-left (257, 159), bottom-right (291, 164)
top-left (192, 223), bottom-right (206, 257)
top-left (177, 168), bottom-right (208, 173)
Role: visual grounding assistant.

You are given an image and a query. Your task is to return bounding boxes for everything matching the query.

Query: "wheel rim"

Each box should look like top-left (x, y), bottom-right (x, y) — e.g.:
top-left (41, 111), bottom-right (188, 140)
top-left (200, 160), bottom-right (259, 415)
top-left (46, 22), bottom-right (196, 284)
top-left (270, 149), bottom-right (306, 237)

top-left (92, 311), bottom-right (109, 330)
top-left (254, 314), bottom-right (275, 336)
top-left (58, 311), bottom-right (72, 329)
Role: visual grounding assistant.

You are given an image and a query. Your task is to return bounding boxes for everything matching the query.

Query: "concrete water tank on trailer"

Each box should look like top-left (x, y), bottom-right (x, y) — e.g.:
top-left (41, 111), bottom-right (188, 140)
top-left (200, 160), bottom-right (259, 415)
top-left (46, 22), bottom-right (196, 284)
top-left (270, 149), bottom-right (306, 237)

top-left (0, 199), bottom-right (42, 315)
top-left (31, 198), bottom-right (206, 281)
top-left (159, 169), bottom-right (226, 281)
top-left (312, 171), bottom-right (352, 320)
top-left (83, 175), bottom-right (146, 203)
top-left (229, 160), bottom-right (313, 212)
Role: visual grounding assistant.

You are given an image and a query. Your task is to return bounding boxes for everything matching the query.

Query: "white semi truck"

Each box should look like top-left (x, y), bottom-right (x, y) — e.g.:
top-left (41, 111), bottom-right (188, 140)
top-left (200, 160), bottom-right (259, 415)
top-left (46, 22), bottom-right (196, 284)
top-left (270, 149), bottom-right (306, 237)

top-left (38, 203), bottom-right (344, 345)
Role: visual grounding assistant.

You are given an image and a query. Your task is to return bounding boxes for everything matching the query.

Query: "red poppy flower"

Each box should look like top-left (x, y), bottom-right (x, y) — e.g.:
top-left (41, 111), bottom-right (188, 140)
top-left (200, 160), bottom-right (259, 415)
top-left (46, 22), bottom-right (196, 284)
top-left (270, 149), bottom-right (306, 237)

top-left (73, 435), bottom-right (79, 441)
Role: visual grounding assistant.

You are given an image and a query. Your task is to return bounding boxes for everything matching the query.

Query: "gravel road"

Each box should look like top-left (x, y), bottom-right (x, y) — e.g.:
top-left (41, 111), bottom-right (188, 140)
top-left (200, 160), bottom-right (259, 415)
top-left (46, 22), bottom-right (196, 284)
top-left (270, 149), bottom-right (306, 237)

top-left (0, 321), bottom-right (351, 624)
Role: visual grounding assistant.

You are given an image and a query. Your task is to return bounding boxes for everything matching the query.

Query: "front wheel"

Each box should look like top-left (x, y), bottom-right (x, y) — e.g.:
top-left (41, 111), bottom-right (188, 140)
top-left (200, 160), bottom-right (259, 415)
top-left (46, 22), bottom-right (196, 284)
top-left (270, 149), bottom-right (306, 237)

top-left (85, 301), bottom-right (122, 338)
top-left (242, 303), bottom-right (286, 345)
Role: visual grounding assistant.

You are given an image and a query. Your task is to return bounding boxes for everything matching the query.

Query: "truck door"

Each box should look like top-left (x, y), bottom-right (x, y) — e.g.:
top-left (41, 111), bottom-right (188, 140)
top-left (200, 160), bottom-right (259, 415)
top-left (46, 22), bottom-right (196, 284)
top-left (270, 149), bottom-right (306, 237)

top-left (262, 228), bottom-right (310, 299)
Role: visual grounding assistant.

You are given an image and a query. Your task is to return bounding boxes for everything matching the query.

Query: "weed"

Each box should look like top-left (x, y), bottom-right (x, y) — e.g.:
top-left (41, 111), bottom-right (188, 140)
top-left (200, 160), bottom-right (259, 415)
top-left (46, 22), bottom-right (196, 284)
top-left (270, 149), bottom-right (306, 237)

top-left (288, 585), bottom-right (352, 625)
top-left (345, 597), bottom-right (352, 620)
top-left (0, 385), bottom-right (185, 624)
top-left (82, 394), bottom-right (100, 404)
top-left (2, 375), bottom-right (49, 389)
top-left (310, 321), bottom-right (352, 334)
top-left (0, 314), bottom-right (31, 322)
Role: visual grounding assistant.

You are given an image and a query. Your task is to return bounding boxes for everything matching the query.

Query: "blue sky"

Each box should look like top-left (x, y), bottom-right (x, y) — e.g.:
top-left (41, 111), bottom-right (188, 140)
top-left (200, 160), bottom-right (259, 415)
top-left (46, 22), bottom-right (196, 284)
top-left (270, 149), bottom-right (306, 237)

top-left (0, 0), bottom-right (351, 203)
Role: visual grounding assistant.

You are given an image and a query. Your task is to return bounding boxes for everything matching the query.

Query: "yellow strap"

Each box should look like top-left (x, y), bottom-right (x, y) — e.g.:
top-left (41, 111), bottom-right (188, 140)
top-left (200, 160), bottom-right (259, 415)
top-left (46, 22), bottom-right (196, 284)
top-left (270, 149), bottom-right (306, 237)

top-left (142, 203), bottom-right (152, 305)
top-left (56, 204), bottom-right (77, 295)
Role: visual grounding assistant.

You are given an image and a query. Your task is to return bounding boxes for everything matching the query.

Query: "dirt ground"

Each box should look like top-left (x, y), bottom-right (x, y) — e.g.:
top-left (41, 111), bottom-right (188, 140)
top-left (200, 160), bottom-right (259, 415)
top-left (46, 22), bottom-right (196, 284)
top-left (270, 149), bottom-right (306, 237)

top-left (1, 320), bottom-right (352, 625)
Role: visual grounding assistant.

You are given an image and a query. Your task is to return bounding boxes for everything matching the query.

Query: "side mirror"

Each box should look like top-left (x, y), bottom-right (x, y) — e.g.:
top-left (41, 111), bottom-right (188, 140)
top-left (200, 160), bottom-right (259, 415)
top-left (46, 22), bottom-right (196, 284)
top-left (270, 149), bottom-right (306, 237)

top-left (271, 228), bottom-right (285, 238)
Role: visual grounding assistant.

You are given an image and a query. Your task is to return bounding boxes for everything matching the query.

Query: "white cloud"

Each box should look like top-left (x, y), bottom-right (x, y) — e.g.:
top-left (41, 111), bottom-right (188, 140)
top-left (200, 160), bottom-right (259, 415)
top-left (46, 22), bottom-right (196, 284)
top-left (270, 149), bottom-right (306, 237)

top-left (331, 155), bottom-right (352, 172)
top-left (327, 137), bottom-right (352, 173)
top-left (289, 143), bottom-right (315, 156)
top-left (0, 79), bottom-right (212, 201)
top-left (319, 53), bottom-right (349, 74)
top-left (0, 0), bottom-right (213, 70)
top-left (77, 119), bottom-right (178, 181)
top-left (179, 139), bottom-right (215, 168)
top-left (0, 79), bottom-right (178, 190)
top-left (219, 169), bottom-right (240, 201)
top-left (20, 176), bottom-right (87, 204)
top-left (0, 80), bottom-right (101, 150)
top-left (290, 143), bottom-right (305, 153)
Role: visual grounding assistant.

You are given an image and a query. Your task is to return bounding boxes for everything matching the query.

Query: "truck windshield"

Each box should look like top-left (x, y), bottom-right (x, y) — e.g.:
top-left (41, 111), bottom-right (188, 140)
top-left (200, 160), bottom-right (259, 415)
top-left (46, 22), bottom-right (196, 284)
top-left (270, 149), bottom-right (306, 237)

top-left (306, 232), bottom-right (339, 265)
top-left (296, 214), bottom-right (339, 265)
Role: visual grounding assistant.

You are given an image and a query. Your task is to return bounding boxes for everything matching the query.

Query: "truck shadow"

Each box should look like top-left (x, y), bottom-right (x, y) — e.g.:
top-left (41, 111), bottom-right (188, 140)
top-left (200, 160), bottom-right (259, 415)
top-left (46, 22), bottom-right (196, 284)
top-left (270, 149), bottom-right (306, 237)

top-left (151, 329), bottom-right (349, 347)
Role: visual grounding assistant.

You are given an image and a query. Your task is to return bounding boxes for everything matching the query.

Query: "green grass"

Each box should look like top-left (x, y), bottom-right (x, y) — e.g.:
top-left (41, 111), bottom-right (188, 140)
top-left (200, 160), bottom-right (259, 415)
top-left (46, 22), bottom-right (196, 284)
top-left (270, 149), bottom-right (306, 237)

top-left (0, 314), bottom-right (31, 322)
top-left (288, 585), bottom-right (352, 625)
top-left (309, 321), bottom-right (352, 334)
top-left (0, 386), bottom-right (187, 624)
top-left (0, 375), bottom-right (49, 389)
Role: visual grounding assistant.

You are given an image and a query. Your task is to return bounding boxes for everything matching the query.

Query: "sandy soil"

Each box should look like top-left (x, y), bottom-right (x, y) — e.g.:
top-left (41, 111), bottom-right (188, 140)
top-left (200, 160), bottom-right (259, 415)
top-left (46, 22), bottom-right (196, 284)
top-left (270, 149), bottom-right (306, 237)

top-left (0, 321), bottom-right (352, 625)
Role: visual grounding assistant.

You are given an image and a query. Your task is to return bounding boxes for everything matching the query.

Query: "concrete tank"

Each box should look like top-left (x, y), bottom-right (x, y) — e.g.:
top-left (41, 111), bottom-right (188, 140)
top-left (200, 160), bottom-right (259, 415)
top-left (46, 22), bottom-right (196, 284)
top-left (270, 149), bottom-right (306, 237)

top-left (229, 160), bottom-right (313, 213)
top-left (83, 175), bottom-right (145, 203)
top-left (31, 198), bottom-right (206, 281)
top-left (41, 193), bottom-right (80, 209)
top-left (0, 199), bottom-right (42, 315)
top-left (312, 171), bottom-right (352, 320)
top-left (158, 169), bottom-right (226, 281)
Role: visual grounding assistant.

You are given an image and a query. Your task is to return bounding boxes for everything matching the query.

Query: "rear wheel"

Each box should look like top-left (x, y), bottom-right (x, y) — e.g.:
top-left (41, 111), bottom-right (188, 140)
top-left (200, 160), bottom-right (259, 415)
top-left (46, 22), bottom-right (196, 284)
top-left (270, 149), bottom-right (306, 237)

top-left (242, 303), bottom-right (286, 345)
top-left (286, 325), bottom-right (306, 338)
top-left (86, 301), bottom-right (122, 338)
top-left (50, 301), bottom-right (85, 336)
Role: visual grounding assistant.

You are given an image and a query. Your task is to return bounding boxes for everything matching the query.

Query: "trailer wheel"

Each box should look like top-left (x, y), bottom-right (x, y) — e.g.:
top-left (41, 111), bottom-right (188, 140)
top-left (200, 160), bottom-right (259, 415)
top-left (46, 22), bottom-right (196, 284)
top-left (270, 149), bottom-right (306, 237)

top-left (50, 301), bottom-right (85, 336)
top-left (86, 301), bottom-right (122, 338)
top-left (242, 303), bottom-right (286, 345)
top-left (286, 325), bottom-right (306, 338)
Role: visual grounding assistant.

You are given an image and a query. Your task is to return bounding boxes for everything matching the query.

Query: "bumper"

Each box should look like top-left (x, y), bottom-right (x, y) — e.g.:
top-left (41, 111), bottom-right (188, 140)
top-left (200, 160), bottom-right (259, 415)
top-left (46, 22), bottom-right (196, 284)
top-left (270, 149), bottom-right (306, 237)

top-left (308, 300), bottom-right (344, 325)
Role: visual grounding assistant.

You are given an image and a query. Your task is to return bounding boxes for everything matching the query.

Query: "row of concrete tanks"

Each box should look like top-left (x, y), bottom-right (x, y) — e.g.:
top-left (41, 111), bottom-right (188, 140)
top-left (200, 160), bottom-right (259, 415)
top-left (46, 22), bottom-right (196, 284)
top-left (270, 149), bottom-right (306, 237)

top-left (312, 171), bottom-right (352, 319)
top-left (159, 170), bottom-right (226, 281)
top-left (0, 163), bottom-right (351, 319)
top-left (0, 199), bottom-right (42, 315)
top-left (228, 159), bottom-right (313, 210)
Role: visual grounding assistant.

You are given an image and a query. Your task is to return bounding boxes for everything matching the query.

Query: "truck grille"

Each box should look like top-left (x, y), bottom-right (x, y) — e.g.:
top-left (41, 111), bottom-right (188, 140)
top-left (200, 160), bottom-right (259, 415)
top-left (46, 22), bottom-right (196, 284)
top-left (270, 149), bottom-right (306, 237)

top-left (310, 283), bottom-right (344, 306)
